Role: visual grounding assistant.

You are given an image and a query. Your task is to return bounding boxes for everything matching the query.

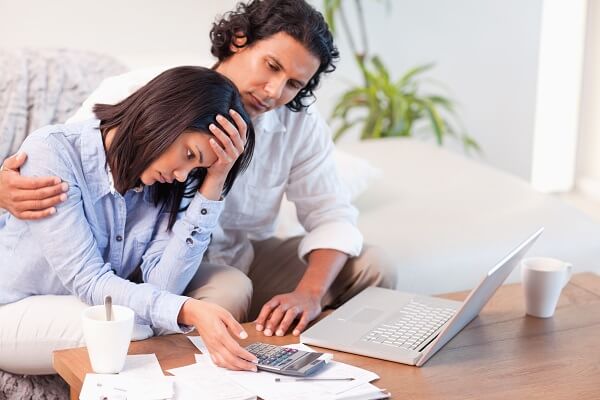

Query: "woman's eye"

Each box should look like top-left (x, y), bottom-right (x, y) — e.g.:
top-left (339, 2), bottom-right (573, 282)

top-left (268, 62), bottom-right (279, 71)
top-left (186, 149), bottom-right (194, 160)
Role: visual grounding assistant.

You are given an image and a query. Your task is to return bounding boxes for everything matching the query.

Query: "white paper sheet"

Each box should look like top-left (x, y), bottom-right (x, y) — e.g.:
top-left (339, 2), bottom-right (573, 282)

top-left (187, 336), bottom-right (387, 400)
top-left (167, 359), bottom-right (256, 400)
top-left (79, 354), bottom-right (173, 400)
top-left (187, 335), bottom-right (208, 353)
top-left (119, 354), bottom-right (165, 379)
top-left (79, 373), bottom-right (174, 400)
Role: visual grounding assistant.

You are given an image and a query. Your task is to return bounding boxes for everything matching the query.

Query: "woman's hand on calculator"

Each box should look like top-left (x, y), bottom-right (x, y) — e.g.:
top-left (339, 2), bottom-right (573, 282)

top-left (178, 299), bottom-right (258, 371)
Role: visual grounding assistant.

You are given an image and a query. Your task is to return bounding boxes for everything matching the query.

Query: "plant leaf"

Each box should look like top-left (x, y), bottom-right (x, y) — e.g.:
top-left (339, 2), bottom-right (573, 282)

top-left (396, 63), bottom-right (434, 88)
top-left (323, 0), bottom-right (342, 34)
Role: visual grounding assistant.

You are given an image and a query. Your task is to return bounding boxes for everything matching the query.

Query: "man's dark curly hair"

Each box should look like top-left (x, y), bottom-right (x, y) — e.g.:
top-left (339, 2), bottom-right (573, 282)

top-left (210, 0), bottom-right (339, 112)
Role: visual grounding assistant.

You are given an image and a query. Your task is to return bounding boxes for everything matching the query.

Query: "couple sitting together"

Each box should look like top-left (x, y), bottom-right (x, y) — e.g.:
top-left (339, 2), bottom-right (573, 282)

top-left (0, 0), bottom-right (396, 375)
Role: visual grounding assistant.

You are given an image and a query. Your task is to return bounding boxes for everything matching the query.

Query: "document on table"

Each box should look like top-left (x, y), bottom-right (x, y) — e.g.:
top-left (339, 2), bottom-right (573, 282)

top-left (187, 335), bottom-right (207, 352)
top-left (79, 354), bottom-right (173, 400)
top-left (187, 339), bottom-right (389, 400)
top-left (119, 354), bottom-right (165, 379)
top-left (167, 360), bottom-right (256, 400)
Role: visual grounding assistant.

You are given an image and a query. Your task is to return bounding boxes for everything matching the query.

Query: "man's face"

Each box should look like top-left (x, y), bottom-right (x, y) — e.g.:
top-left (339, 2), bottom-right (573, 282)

top-left (216, 32), bottom-right (320, 117)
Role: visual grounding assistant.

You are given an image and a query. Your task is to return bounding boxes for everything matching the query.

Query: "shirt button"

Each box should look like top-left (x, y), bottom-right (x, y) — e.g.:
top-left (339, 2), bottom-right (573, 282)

top-left (186, 238), bottom-right (194, 246)
top-left (116, 235), bottom-right (123, 242)
top-left (200, 208), bottom-right (208, 215)
top-left (190, 231), bottom-right (197, 237)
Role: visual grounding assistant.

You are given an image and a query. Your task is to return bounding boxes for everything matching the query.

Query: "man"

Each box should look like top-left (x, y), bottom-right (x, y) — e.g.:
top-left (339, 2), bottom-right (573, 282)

top-left (0, 0), bottom-right (396, 370)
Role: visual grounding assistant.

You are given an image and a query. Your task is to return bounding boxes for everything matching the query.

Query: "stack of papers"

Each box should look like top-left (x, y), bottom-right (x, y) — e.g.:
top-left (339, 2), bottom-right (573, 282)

top-left (185, 337), bottom-right (390, 400)
top-left (80, 339), bottom-right (389, 400)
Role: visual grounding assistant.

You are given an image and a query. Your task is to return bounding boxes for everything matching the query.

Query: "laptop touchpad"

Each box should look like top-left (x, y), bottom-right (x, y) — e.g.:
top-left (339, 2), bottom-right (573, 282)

top-left (349, 307), bottom-right (384, 324)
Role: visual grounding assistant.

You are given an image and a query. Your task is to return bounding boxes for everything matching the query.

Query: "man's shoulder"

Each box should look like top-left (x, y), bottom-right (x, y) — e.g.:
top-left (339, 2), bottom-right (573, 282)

top-left (68, 61), bottom-right (214, 123)
top-left (100, 60), bottom-right (215, 88)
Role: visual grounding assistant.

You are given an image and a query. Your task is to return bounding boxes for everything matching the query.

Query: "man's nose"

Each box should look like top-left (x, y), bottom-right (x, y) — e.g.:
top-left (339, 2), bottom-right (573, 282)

top-left (265, 77), bottom-right (286, 101)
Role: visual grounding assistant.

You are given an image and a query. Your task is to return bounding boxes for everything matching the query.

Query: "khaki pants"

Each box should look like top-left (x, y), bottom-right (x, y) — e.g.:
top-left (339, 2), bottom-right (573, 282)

top-left (185, 237), bottom-right (398, 322)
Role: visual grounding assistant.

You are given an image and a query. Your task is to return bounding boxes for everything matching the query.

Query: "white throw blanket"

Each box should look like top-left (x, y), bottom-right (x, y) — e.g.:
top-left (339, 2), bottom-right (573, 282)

top-left (0, 48), bottom-right (126, 163)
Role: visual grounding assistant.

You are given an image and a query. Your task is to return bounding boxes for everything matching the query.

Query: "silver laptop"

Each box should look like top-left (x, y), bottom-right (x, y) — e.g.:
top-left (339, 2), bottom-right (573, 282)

top-left (301, 228), bottom-right (543, 367)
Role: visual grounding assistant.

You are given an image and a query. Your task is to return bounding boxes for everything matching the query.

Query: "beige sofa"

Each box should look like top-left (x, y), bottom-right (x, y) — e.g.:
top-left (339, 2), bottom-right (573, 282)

top-left (277, 137), bottom-right (600, 295)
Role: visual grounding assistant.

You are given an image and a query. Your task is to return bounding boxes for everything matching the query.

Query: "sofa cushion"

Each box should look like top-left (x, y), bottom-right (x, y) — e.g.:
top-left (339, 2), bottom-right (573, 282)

top-left (338, 138), bottom-right (600, 294)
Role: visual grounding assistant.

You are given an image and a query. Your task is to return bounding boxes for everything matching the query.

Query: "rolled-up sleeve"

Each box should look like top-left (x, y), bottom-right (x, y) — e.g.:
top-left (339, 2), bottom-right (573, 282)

top-left (285, 109), bottom-right (363, 261)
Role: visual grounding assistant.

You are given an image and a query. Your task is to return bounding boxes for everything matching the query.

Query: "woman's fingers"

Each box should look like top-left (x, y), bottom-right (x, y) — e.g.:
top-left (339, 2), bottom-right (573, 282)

top-left (210, 124), bottom-right (238, 161)
top-left (220, 313), bottom-right (257, 362)
top-left (215, 114), bottom-right (245, 153)
top-left (206, 315), bottom-right (256, 371)
top-left (221, 311), bottom-right (249, 340)
top-left (219, 337), bottom-right (257, 371)
top-left (209, 138), bottom-right (232, 163)
top-left (228, 109), bottom-right (248, 146)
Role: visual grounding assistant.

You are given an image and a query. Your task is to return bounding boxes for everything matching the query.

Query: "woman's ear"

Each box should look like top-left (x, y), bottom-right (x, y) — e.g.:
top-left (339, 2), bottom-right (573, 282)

top-left (229, 31), bottom-right (248, 53)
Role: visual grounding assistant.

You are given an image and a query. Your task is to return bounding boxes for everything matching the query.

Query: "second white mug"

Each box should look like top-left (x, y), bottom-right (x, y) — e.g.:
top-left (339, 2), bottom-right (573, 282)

top-left (521, 257), bottom-right (572, 318)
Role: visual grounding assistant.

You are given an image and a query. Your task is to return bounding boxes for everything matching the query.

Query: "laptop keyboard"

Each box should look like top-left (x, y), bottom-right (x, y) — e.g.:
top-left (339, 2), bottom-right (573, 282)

top-left (360, 300), bottom-right (456, 351)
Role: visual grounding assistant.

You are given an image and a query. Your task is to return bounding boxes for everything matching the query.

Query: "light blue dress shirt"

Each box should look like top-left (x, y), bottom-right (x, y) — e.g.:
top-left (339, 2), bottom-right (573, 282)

top-left (0, 119), bottom-right (223, 332)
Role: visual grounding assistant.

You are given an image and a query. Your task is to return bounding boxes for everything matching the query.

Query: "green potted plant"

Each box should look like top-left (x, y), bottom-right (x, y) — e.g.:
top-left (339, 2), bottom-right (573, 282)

top-left (323, 0), bottom-right (480, 154)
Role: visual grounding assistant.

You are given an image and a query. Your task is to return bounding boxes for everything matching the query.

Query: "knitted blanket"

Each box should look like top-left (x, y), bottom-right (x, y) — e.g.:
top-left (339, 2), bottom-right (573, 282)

top-left (0, 48), bottom-right (126, 163)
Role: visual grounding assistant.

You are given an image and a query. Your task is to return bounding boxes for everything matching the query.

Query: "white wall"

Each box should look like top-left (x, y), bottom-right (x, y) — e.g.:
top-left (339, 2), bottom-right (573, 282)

top-left (576, 0), bottom-right (600, 199)
top-left (0, 0), bottom-right (237, 66)
top-left (316, 0), bottom-right (544, 180)
top-left (0, 0), bottom-right (544, 179)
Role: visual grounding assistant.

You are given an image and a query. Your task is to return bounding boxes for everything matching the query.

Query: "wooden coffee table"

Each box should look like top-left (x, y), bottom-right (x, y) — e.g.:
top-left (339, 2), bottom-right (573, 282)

top-left (54, 273), bottom-right (600, 399)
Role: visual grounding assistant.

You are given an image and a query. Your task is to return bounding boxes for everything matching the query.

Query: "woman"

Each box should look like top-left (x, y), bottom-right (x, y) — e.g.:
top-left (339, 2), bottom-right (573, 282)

top-left (0, 66), bottom-right (259, 374)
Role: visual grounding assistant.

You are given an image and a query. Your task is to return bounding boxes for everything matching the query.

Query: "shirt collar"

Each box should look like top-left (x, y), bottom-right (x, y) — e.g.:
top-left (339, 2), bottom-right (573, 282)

top-left (253, 108), bottom-right (287, 135)
top-left (78, 119), bottom-right (146, 203)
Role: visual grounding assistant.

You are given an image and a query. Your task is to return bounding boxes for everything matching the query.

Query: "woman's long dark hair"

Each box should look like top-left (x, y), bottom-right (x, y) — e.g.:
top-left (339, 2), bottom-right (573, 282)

top-left (94, 66), bottom-right (255, 229)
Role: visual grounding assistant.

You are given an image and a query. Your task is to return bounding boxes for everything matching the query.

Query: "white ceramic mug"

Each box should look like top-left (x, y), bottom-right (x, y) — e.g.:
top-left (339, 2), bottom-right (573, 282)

top-left (82, 304), bottom-right (134, 373)
top-left (521, 257), bottom-right (572, 318)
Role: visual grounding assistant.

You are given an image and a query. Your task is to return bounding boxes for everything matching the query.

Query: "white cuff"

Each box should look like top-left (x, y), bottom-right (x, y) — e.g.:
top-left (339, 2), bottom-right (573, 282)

top-left (298, 221), bottom-right (363, 262)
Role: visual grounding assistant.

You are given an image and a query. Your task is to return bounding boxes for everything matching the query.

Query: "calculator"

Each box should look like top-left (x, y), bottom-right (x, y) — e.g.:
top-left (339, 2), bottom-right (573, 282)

top-left (245, 342), bottom-right (327, 377)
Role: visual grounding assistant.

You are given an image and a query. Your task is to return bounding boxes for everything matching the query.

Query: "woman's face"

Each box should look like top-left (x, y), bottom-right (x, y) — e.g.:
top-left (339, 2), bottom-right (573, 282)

top-left (140, 130), bottom-right (218, 185)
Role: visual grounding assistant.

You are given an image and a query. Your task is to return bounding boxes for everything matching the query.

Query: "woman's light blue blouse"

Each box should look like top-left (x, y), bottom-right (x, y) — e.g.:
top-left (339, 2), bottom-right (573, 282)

top-left (0, 119), bottom-right (223, 332)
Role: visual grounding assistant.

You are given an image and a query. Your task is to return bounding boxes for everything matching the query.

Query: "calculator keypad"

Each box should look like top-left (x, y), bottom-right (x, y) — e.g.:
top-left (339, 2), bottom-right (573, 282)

top-left (246, 343), bottom-right (299, 368)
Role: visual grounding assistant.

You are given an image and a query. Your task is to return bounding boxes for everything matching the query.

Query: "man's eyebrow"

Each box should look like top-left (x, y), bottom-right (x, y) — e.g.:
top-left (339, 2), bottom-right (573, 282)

top-left (194, 144), bottom-right (204, 163)
top-left (269, 56), bottom-right (307, 87)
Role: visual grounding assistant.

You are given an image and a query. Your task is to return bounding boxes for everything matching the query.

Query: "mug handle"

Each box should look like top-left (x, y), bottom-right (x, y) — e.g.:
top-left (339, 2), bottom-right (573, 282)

top-left (563, 263), bottom-right (573, 288)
